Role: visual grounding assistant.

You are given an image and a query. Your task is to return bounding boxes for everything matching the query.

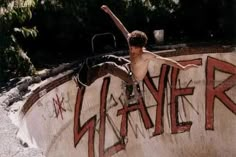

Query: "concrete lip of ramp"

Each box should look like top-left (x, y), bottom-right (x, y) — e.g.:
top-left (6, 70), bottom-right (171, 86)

top-left (17, 50), bottom-right (236, 157)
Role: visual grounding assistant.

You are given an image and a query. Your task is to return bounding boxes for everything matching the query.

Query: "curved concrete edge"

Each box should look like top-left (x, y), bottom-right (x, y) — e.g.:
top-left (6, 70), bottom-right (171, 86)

top-left (17, 51), bottom-right (236, 157)
top-left (0, 107), bottom-right (45, 157)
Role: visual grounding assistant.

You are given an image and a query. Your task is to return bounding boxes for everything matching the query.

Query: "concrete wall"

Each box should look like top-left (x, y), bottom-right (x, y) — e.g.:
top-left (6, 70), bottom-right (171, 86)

top-left (18, 50), bottom-right (236, 157)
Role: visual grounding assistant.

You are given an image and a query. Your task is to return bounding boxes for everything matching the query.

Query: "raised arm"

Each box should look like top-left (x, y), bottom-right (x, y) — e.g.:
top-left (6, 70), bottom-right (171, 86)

top-left (101, 5), bottom-right (129, 40)
top-left (143, 51), bottom-right (198, 70)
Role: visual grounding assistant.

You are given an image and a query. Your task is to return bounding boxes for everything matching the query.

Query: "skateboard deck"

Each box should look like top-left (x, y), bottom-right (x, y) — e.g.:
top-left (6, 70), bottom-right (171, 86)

top-left (122, 81), bottom-right (143, 104)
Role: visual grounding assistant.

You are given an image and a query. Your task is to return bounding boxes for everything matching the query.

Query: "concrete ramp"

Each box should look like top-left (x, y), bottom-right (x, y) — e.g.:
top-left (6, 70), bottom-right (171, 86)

top-left (18, 51), bottom-right (236, 157)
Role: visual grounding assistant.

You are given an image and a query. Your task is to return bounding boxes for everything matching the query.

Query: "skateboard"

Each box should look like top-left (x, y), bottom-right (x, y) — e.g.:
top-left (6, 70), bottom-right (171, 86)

top-left (122, 81), bottom-right (142, 104)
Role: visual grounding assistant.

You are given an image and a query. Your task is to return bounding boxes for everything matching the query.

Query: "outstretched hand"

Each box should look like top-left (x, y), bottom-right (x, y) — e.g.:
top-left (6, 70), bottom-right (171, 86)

top-left (183, 64), bottom-right (199, 70)
top-left (101, 5), bottom-right (111, 13)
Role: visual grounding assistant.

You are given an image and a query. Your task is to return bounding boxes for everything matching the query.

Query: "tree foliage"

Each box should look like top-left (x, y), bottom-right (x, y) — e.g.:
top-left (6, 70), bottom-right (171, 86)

top-left (0, 0), bottom-right (37, 83)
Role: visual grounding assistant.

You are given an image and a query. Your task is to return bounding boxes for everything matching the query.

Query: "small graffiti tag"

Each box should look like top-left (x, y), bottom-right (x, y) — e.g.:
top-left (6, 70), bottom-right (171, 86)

top-left (52, 94), bottom-right (66, 120)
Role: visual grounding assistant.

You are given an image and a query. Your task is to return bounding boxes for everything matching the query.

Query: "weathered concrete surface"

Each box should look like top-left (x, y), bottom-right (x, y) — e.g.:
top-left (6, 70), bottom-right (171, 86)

top-left (15, 50), bottom-right (236, 157)
top-left (0, 106), bottom-right (44, 157)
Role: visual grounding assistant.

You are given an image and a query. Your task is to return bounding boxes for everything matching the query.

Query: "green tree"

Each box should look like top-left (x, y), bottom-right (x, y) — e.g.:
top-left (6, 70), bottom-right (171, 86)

top-left (0, 0), bottom-right (37, 83)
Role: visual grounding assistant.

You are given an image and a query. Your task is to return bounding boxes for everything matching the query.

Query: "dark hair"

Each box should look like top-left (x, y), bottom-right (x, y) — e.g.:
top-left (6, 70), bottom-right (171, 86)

top-left (128, 30), bottom-right (148, 47)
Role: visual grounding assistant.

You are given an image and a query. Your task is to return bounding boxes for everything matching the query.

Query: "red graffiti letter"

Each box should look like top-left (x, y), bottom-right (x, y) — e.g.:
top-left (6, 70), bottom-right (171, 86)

top-left (99, 77), bottom-right (126, 157)
top-left (170, 59), bottom-right (202, 134)
top-left (74, 86), bottom-right (97, 157)
top-left (144, 65), bottom-right (169, 135)
top-left (117, 92), bottom-right (153, 137)
top-left (206, 56), bottom-right (236, 130)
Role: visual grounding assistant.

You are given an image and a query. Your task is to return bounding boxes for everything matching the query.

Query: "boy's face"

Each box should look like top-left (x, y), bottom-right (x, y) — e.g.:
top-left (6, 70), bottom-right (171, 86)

top-left (129, 46), bottom-right (142, 55)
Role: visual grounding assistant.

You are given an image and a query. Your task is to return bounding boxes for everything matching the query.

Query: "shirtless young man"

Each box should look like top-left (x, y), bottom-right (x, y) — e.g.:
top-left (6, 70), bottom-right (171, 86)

top-left (77, 5), bottom-right (197, 87)
top-left (100, 5), bottom-right (197, 82)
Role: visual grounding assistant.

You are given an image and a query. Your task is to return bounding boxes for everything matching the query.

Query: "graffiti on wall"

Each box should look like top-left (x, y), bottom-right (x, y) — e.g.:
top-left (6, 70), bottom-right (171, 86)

top-left (36, 91), bottom-right (73, 121)
top-left (73, 56), bottom-right (236, 157)
top-left (52, 94), bottom-right (66, 120)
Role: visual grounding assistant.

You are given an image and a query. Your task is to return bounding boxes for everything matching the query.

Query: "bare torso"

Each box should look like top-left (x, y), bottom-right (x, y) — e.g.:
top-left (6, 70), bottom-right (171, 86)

top-left (130, 52), bottom-right (149, 81)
